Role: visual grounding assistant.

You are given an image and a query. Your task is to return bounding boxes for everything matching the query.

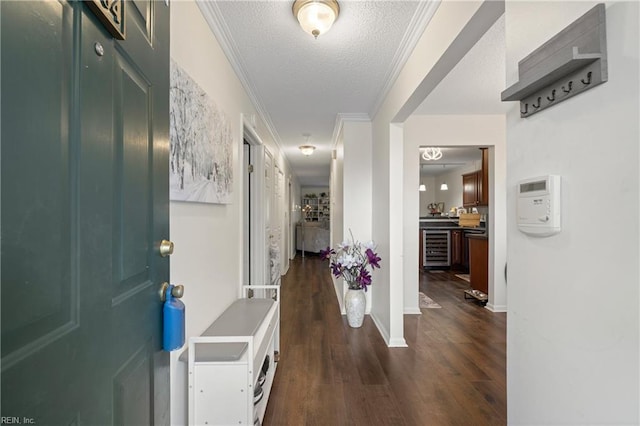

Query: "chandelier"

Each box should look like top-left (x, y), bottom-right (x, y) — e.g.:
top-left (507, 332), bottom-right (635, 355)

top-left (421, 147), bottom-right (443, 161)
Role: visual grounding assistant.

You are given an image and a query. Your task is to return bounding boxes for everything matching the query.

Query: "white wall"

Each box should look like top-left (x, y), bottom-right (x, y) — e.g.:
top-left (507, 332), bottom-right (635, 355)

top-left (505, 1), bottom-right (639, 424)
top-left (330, 127), bottom-right (344, 308)
top-left (371, 0), bottom-right (492, 346)
top-left (404, 115), bottom-right (507, 314)
top-left (343, 120), bottom-right (374, 313)
top-left (329, 119), bottom-right (374, 313)
top-left (290, 179), bottom-right (301, 259)
top-left (169, 2), bottom-right (299, 424)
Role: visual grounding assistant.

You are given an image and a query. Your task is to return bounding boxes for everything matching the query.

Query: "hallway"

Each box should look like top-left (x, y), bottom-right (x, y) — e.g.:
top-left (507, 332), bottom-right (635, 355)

top-left (263, 256), bottom-right (506, 425)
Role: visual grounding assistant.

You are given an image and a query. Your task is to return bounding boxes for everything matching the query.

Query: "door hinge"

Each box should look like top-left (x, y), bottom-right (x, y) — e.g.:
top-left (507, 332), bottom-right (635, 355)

top-left (248, 164), bottom-right (254, 173)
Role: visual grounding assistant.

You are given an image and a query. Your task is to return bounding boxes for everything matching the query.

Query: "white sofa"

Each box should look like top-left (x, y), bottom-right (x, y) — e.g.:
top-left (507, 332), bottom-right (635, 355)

top-left (296, 222), bottom-right (330, 253)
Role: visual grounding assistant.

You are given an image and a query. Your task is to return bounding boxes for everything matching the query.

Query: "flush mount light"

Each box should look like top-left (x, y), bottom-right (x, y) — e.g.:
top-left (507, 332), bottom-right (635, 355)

top-left (421, 147), bottom-right (443, 161)
top-left (293, 0), bottom-right (340, 39)
top-left (299, 145), bottom-right (316, 156)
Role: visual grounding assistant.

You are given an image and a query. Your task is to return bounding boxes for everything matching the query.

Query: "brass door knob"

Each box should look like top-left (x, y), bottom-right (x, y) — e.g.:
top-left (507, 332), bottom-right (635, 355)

top-left (171, 285), bottom-right (184, 299)
top-left (159, 239), bottom-right (174, 257)
top-left (159, 282), bottom-right (184, 301)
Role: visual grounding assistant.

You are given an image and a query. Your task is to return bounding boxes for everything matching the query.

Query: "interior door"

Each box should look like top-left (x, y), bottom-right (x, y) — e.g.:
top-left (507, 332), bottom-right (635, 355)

top-left (1, 1), bottom-right (170, 424)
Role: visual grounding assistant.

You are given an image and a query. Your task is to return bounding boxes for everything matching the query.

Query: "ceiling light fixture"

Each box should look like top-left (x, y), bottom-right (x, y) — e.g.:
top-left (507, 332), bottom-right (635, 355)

top-left (292, 0), bottom-right (340, 39)
top-left (421, 147), bottom-right (443, 161)
top-left (419, 164), bottom-right (426, 191)
top-left (299, 145), bottom-right (316, 156)
top-left (440, 164), bottom-right (448, 190)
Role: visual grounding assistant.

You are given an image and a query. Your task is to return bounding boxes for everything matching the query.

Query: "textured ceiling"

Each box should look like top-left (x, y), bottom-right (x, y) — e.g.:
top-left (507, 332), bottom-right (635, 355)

top-left (415, 16), bottom-right (506, 178)
top-left (200, 2), bottom-right (506, 186)
top-left (414, 15), bottom-right (507, 115)
top-left (199, 1), bottom-right (439, 186)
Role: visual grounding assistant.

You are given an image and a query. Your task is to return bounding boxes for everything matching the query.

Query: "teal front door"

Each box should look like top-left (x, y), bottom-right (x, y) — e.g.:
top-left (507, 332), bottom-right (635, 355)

top-left (1, 1), bottom-right (171, 424)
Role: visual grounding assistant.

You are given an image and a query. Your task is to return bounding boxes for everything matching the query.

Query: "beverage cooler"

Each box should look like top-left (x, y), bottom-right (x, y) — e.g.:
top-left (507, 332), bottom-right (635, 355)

top-left (422, 230), bottom-right (450, 268)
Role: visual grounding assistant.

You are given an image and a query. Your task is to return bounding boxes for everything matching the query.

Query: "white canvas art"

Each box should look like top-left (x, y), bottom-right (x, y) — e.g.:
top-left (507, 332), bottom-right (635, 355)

top-left (169, 60), bottom-right (233, 204)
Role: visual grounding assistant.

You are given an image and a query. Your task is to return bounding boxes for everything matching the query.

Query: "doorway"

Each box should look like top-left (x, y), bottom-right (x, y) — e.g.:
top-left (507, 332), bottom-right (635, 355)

top-left (402, 13), bottom-right (508, 316)
top-left (415, 145), bottom-right (492, 309)
top-left (243, 140), bottom-right (251, 286)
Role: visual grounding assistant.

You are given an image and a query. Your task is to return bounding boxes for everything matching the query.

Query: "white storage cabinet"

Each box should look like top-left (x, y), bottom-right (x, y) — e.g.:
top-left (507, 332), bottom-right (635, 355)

top-left (185, 285), bottom-right (279, 425)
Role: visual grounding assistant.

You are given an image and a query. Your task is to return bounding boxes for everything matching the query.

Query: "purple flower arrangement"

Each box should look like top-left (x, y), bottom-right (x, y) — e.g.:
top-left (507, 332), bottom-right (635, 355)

top-left (320, 234), bottom-right (381, 292)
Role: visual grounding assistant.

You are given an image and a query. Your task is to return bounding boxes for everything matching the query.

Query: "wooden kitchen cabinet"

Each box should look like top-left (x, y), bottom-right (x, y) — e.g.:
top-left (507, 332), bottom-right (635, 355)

top-left (468, 236), bottom-right (488, 295)
top-left (480, 147), bottom-right (489, 206)
top-left (450, 229), bottom-right (464, 268)
top-left (462, 148), bottom-right (489, 208)
top-left (462, 172), bottom-right (480, 207)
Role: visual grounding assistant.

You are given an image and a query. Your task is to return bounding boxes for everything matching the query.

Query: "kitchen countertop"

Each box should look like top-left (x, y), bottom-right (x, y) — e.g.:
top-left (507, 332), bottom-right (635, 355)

top-left (419, 217), bottom-right (486, 232)
top-left (466, 233), bottom-right (488, 240)
top-left (421, 226), bottom-right (485, 230)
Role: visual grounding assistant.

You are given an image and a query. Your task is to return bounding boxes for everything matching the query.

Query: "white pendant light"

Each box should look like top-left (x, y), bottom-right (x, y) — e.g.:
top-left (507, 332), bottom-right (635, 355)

top-left (439, 164), bottom-right (448, 190)
top-left (419, 164), bottom-right (426, 191)
top-left (293, 0), bottom-right (340, 39)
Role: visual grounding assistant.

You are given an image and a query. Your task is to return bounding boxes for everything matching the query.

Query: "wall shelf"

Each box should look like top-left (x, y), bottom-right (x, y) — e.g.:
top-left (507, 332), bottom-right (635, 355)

top-left (501, 3), bottom-right (607, 118)
top-left (501, 49), bottom-right (601, 102)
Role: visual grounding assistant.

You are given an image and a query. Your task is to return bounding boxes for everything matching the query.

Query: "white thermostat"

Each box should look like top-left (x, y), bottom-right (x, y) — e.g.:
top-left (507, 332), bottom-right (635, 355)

top-left (517, 175), bottom-right (561, 237)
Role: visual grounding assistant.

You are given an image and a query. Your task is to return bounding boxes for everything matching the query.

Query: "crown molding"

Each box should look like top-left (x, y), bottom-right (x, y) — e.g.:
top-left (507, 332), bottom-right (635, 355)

top-left (369, 0), bottom-right (441, 118)
top-left (196, 1), bottom-right (285, 157)
top-left (331, 113), bottom-right (371, 148)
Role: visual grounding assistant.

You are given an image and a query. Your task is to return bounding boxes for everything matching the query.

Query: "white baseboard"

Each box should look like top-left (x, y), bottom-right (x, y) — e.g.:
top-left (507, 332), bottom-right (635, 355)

top-left (404, 307), bottom-right (422, 315)
top-left (332, 280), bottom-right (345, 314)
top-left (369, 313), bottom-right (408, 347)
top-left (388, 337), bottom-right (408, 347)
top-left (370, 313), bottom-right (390, 344)
top-left (485, 303), bottom-right (507, 313)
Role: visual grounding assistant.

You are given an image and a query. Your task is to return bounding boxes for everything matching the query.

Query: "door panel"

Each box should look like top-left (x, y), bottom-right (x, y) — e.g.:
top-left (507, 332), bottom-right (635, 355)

top-left (1, 1), bottom-right (170, 424)
top-left (113, 340), bottom-right (154, 425)
top-left (131, 0), bottom-right (153, 41)
top-left (113, 53), bottom-right (152, 295)
top-left (1, 0), bottom-right (76, 366)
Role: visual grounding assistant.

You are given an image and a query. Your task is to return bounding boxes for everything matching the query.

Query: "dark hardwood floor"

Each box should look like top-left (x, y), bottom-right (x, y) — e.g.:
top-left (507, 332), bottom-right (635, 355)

top-left (263, 256), bottom-right (506, 426)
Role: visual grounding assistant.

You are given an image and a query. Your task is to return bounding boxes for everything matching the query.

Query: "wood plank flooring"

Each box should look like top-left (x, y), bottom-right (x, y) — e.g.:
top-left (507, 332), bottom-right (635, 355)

top-left (263, 257), bottom-right (506, 426)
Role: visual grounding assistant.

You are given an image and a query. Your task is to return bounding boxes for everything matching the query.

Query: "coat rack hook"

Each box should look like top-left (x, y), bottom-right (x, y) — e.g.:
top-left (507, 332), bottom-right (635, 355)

top-left (547, 89), bottom-right (556, 102)
top-left (562, 81), bottom-right (573, 94)
top-left (532, 97), bottom-right (542, 109)
top-left (581, 71), bottom-right (593, 85)
top-left (521, 103), bottom-right (529, 115)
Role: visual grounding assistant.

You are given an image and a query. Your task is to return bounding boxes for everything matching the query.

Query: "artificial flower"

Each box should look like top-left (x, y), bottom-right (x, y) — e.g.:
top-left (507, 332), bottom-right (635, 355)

top-left (321, 231), bottom-right (381, 292)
